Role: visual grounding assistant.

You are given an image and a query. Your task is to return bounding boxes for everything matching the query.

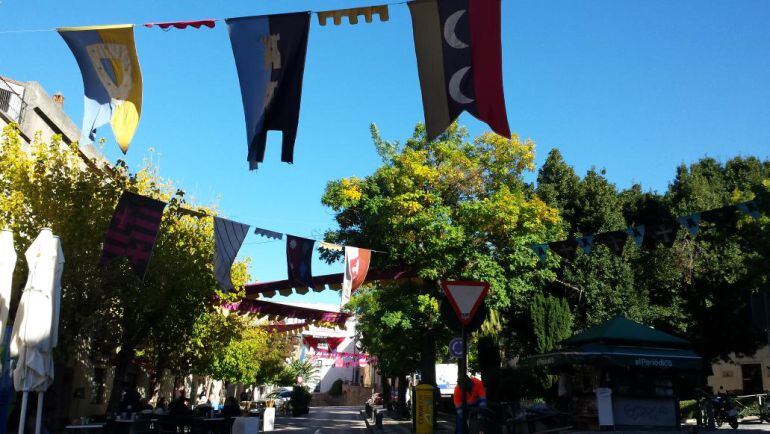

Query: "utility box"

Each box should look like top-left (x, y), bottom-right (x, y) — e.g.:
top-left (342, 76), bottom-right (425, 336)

top-left (414, 384), bottom-right (435, 434)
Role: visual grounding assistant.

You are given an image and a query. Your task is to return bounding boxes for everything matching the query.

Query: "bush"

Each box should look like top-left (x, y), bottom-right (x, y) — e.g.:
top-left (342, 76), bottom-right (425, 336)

top-left (291, 385), bottom-right (312, 416)
top-left (680, 400), bottom-right (698, 420)
top-left (328, 378), bottom-right (343, 396)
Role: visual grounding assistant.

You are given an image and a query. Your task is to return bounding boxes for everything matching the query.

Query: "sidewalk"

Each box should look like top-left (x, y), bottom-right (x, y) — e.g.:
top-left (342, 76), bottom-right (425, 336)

top-left (360, 407), bottom-right (455, 433)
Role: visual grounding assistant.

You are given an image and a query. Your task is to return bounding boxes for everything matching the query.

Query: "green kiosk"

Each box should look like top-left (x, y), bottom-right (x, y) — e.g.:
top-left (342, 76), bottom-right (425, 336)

top-left (522, 316), bottom-right (702, 431)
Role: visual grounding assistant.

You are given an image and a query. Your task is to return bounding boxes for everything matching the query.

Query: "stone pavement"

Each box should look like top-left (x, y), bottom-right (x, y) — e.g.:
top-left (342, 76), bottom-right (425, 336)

top-left (360, 408), bottom-right (455, 433)
top-left (270, 405), bottom-right (368, 433)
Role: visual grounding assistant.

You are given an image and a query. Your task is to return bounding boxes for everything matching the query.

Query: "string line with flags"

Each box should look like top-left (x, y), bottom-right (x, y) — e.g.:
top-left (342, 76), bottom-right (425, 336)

top-left (5, 0), bottom-right (510, 170)
top-left (100, 190), bottom-right (384, 303)
top-left (529, 200), bottom-right (764, 264)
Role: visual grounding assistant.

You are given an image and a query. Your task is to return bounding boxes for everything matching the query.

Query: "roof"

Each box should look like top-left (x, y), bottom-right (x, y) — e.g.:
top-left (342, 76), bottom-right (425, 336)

top-left (522, 343), bottom-right (702, 371)
top-left (563, 316), bottom-right (689, 348)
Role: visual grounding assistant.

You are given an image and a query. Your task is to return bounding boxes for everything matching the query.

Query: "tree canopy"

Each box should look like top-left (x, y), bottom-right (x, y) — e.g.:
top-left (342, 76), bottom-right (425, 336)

top-left (323, 123), bottom-right (562, 381)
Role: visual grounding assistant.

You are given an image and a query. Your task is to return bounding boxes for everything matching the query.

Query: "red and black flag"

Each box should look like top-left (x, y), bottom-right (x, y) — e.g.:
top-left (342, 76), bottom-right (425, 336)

top-left (100, 191), bottom-right (166, 278)
top-left (408, 0), bottom-right (510, 141)
top-left (286, 235), bottom-right (315, 289)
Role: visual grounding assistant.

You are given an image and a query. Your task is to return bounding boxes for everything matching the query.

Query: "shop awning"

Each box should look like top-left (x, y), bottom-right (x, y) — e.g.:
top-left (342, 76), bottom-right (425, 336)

top-left (521, 343), bottom-right (702, 371)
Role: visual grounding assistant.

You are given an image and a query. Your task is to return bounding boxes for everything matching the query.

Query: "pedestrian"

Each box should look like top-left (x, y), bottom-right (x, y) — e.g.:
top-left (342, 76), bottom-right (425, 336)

top-left (222, 396), bottom-right (241, 418)
top-left (119, 382), bottom-right (142, 413)
top-left (453, 375), bottom-right (486, 434)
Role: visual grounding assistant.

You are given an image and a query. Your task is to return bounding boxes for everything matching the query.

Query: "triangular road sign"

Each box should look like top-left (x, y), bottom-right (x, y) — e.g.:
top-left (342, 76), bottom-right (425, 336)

top-left (441, 281), bottom-right (489, 326)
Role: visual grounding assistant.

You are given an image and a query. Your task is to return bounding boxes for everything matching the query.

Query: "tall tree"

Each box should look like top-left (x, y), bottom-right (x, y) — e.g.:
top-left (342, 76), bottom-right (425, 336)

top-left (0, 125), bottom-right (240, 412)
top-left (323, 123), bottom-right (561, 383)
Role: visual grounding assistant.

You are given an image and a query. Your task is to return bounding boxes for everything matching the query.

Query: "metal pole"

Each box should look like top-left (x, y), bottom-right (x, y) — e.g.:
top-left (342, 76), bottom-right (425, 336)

top-left (18, 391), bottom-right (28, 434)
top-left (461, 326), bottom-right (467, 434)
top-left (34, 393), bottom-right (43, 434)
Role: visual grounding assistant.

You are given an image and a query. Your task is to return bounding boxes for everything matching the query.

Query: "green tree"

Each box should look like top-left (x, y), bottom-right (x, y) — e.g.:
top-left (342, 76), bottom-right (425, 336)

top-left (323, 123), bottom-right (561, 385)
top-left (0, 125), bottom-right (243, 412)
top-left (530, 294), bottom-right (573, 354)
top-left (536, 148), bottom-right (770, 361)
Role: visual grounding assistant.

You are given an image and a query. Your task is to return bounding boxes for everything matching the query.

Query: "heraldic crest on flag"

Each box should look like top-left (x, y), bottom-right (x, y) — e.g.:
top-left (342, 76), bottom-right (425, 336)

top-left (341, 246), bottom-right (371, 305)
top-left (100, 191), bottom-right (166, 278)
top-left (227, 13), bottom-right (311, 170)
top-left (408, 0), bottom-right (511, 141)
top-left (58, 25), bottom-right (143, 154)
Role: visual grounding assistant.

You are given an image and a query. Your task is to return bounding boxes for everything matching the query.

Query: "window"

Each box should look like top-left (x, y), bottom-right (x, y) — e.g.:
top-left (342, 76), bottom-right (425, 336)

top-left (0, 88), bottom-right (10, 114)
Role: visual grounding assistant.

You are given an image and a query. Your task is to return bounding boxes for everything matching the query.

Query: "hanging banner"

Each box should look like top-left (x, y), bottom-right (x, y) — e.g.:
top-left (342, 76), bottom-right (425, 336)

top-left (408, 0), bottom-right (510, 141)
top-left (214, 217), bottom-right (250, 292)
top-left (319, 241), bottom-right (344, 252)
top-left (577, 235), bottom-right (594, 254)
top-left (226, 12), bottom-right (311, 170)
top-left (700, 205), bottom-right (737, 225)
top-left (254, 227), bottom-right (283, 240)
top-left (317, 5), bottom-right (389, 26)
top-left (100, 191), bottom-right (166, 278)
top-left (529, 243), bottom-right (548, 263)
top-left (593, 230), bottom-right (628, 255)
top-left (549, 239), bottom-right (577, 262)
top-left (144, 20), bottom-right (217, 30)
top-left (58, 25), bottom-right (142, 153)
top-left (676, 213), bottom-right (701, 236)
top-left (626, 225), bottom-right (645, 247)
top-left (286, 235), bottom-right (315, 289)
top-left (737, 200), bottom-right (761, 219)
top-left (644, 221), bottom-right (678, 248)
top-left (341, 246), bottom-right (371, 305)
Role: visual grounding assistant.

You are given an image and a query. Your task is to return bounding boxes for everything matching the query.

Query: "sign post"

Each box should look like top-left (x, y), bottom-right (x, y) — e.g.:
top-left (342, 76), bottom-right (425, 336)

top-left (440, 281), bottom-right (489, 434)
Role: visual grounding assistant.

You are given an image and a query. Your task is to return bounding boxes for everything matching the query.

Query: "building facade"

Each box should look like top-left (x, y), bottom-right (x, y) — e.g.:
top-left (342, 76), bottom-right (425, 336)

top-left (708, 346), bottom-right (770, 395)
top-left (0, 75), bottom-right (105, 166)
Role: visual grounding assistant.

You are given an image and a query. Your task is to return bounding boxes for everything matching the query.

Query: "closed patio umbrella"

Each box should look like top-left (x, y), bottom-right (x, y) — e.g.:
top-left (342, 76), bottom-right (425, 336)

top-left (0, 230), bottom-right (16, 345)
top-left (9, 228), bottom-right (64, 434)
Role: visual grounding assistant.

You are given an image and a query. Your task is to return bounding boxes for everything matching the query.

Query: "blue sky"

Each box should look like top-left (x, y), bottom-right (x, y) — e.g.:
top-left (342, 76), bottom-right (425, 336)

top-left (3, 0), bottom-right (770, 306)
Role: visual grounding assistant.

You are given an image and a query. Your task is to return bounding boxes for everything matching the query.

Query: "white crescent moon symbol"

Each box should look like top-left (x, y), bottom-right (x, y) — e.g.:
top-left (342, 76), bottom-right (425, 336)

top-left (443, 9), bottom-right (469, 49)
top-left (449, 66), bottom-right (474, 104)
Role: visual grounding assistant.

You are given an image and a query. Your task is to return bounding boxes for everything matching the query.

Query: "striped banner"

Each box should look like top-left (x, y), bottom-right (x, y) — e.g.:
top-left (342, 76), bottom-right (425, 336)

top-left (214, 217), bottom-right (250, 292)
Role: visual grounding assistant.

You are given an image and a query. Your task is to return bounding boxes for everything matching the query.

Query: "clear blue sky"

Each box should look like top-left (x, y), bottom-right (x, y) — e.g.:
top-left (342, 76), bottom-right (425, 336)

top-left (3, 0), bottom-right (770, 306)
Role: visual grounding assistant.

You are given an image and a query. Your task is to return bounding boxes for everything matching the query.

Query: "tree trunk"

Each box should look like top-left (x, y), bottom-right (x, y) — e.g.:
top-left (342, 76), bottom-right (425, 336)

top-left (381, 373), bottom-right (391, 407)
top-left (397, 373), bottom-right (408, 418)
top-left (478, 335), bottom-right (501, 403)
top-left (149, 364), bottom-right (165, 403)
top-left (106, 347), bottom-right (134, 413)
top-left (419, 331), bottom-right (437, 386)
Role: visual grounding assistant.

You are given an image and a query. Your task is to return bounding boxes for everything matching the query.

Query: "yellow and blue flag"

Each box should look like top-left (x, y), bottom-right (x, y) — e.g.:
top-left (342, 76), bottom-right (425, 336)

top-left (58, 25), bottom-right (142, 154)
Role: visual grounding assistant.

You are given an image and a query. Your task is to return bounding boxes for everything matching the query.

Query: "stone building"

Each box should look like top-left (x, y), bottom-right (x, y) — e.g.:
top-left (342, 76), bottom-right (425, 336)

top-left (708, 346), bottom-right (770, 395)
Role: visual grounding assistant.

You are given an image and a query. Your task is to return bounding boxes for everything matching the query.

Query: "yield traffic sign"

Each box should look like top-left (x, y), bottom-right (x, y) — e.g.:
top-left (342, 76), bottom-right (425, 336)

top-left (440, 281), bottom-right (489, 326)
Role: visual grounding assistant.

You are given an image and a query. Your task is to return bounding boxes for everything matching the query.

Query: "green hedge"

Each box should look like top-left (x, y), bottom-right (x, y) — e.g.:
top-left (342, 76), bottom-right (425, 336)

top-left (680, 400), bottom-right (698, 420)
top-left (328, 378), bottom-right (343, 396)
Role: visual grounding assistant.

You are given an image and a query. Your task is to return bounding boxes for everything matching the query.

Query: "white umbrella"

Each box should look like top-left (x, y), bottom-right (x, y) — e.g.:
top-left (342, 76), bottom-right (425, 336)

top-left (9, 228), bottom-right (64, 434)
top-left (0, 230), bottom-right (16, 345)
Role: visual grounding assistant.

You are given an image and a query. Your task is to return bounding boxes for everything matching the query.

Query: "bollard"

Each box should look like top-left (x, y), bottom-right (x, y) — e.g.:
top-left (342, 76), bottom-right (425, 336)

top-left (375, 410), bottom-right (383, 429)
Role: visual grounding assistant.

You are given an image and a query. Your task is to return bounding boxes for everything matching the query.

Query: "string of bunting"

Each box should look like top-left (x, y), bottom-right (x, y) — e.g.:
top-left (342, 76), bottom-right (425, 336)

top-left (530, 200), bottom-right (764, 263)
top-left (3, 0), bottom-right (510, 171)
top-left (100, 190), bottom-right (379, 304)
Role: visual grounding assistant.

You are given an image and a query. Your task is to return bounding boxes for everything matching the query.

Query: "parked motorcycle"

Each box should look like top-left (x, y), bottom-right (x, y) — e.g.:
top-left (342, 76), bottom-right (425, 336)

top-left (713, 395), bottom-right (739, 429)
